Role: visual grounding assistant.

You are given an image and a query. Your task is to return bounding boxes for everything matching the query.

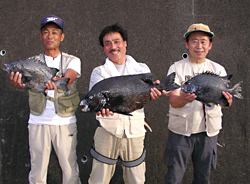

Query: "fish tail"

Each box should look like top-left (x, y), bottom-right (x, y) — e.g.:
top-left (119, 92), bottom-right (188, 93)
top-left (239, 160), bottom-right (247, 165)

top-left (54, 78), bottom-right (70, 91)
top-left (159, 72), bottom-right (180, 92)
top-left (231, 81), bottom-right (243, 99)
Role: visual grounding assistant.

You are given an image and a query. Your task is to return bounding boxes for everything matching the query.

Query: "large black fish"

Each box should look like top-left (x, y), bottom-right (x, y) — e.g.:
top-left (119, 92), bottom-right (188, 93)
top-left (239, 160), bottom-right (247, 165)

top-left (181, 72), bottom-right (243, 107)
top-left (80, 72), bottom-right (180, 115)
top-left (3, 58), bottom-right (69, 93)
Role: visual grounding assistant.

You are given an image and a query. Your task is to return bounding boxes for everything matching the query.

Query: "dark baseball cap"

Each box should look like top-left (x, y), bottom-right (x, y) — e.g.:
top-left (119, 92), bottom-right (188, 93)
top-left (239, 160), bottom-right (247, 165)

top-left (40, 15), bottom-right (64, 32)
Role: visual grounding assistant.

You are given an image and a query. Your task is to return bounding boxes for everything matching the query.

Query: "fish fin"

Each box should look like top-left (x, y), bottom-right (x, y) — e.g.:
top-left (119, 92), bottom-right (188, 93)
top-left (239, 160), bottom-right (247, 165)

top-left (218, 96), bottom-right (230, 107)
top-left (135, 99), bottom-right (150, 105)
top-left (54, 78), bottom-right (70, 91)
top-left (139, 73), bottom-right (154, 85)
top-left (29, 58), bottom-right (47, 65)
top-left (50, 68), bottom-right (60, 76)
top-left (158, 72), bottom-right (180, 92)
top-left (202, 102), bottom-right (212, 107)
top-left (142, 78), bottom-right (154, 85)
top-left (230, 81), bottom-right (243, 99)
top-left (221, 74), bottom-right (233, 87)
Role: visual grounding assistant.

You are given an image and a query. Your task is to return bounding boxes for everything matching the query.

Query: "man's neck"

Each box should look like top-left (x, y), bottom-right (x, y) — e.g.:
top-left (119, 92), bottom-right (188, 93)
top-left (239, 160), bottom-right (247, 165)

top-left (44, 49), bottom-right (61, 59)
top-left (188, 57), bottom-right (205, 64)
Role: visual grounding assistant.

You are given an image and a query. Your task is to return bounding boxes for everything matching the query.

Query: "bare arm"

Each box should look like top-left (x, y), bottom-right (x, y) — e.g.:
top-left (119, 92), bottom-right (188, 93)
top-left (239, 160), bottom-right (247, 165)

top-left (46, 68), bottom-right (78, 92)
top-left (169, 89), bottom-right (197, 108)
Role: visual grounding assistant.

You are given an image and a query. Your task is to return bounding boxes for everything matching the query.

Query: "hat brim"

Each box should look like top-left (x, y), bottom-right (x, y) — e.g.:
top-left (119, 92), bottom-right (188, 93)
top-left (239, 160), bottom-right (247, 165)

top-left (40, 22), bottom-right (63, 31)
top-left (184, 30), bottom-right (214, 39)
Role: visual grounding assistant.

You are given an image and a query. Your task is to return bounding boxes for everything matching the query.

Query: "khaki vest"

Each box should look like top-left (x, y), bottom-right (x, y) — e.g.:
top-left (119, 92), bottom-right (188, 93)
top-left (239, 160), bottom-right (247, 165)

top-left (168, 58), bottom-right (226, 137)
top-left (28, 52), bottom-right (80, 117)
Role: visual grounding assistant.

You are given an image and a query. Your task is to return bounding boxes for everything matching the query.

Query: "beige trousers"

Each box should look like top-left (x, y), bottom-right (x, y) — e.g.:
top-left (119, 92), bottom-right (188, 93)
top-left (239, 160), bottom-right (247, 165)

top-left (28, 124), bottom-right (81, 184)
top-left (88, 127), bottom-right (146, 184)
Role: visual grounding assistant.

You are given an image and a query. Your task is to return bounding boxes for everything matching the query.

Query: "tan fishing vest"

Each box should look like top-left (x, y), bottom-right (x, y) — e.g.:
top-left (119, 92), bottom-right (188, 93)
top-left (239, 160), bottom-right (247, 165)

top-left (28, 52), bottom-right (80, 117)
top-left (168, 58), bottom-right (226, 137)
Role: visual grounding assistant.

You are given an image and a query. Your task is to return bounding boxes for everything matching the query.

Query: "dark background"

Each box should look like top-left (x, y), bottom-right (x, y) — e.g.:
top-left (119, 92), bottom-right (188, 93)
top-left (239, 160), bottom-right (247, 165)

top-left (0, 0), bottom-right (249, 183)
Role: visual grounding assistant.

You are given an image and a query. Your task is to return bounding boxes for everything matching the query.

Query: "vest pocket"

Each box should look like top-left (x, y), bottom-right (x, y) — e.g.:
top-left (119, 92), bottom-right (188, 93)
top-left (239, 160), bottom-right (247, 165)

top-left (28, 90), bottom-right (46, 115)
top-left (57, 90), bottom-right (80, 114)
top-left (129, 109), bottom-right (146, 134)
top-left (169, 109), bottom-right (189, 133)
top-left (206, 110), bottom-right (223, 133)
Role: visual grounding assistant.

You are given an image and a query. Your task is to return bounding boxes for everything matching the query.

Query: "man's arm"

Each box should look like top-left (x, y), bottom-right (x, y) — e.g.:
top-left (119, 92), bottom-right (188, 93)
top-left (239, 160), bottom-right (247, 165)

top-left (46, 68), bottom-right (78, 92)
top-left (169, 89), bottom-right (196, 108)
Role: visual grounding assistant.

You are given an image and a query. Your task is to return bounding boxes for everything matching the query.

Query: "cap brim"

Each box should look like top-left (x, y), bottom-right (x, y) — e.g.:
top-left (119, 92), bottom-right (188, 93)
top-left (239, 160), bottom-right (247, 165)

top-left (40, 22), bottom-right (63, 31)
top-left (184, 30), bottom-right (214, 39)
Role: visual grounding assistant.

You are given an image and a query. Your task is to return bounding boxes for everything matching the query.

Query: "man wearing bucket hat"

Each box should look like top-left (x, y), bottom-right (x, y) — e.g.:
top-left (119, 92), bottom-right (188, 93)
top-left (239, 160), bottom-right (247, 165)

top-left (163, 23), bottom-right (233, 183)
top-left (9, 15), bottom-right (81, 184)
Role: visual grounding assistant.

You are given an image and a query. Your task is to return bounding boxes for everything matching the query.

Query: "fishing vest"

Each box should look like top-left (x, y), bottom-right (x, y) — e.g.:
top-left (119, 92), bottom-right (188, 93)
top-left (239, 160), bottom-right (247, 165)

top-left (95, 65), bottom-right (147, 138)
top-left (28, 52), bottom-right (80, 117)
top-left (168, 58), bottom-right (227, 137)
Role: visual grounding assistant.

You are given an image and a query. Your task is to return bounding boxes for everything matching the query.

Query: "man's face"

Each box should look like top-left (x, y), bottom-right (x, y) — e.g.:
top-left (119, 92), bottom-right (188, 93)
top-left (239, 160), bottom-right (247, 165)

top-left (103, 32), bottom-right (127, 65)
top-left (185, 32), bottom-right (212, 63)
top-left (40, 24), bottom-right (64, 51)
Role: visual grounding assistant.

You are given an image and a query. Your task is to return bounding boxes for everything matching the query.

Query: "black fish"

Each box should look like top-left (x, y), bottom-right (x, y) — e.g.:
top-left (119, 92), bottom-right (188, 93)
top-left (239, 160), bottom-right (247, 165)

top-left (181, 72), bottom-right (243, 107)
top-left (3, 58), bottom-right (69, 93)
top-left (80, 72), bottom-right (180, 115)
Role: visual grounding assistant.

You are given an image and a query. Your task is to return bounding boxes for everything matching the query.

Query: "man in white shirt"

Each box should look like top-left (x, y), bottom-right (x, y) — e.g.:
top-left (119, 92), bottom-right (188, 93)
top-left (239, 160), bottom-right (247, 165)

top-left (164, 23), bottom-right (233, 184)
top-left (9, 15), bottom-right (81, 184)
top-left (88, 24), bottom-right (161, 184)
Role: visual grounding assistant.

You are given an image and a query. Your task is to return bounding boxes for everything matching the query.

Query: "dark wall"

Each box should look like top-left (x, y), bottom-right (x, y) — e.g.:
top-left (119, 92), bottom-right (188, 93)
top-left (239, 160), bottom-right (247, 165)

top-left (1, 0), bottom-right (249, 183)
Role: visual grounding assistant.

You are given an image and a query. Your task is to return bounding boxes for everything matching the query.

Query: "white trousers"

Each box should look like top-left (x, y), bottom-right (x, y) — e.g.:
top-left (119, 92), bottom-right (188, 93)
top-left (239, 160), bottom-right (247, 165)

top-left (88, 127), bottom-right (146, 184)
top-left (28, 124), bottom-right (81, 184)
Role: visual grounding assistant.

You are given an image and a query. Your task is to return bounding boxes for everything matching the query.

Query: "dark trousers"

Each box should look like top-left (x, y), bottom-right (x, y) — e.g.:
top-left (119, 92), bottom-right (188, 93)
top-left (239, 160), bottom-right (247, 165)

top-left (164, 131), bottom-right (218, 184)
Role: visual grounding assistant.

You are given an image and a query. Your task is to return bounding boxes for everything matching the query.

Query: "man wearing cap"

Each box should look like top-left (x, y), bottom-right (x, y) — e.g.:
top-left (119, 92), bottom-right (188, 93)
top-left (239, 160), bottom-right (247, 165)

top-left (163, 23), bottom-right (233, 183)
top-left (9, 15), bottom-right (81, 184)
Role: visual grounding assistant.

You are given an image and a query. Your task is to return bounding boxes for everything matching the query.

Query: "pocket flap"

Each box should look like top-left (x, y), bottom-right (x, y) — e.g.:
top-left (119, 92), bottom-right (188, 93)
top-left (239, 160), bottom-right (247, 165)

top-left (169, 108), bottom-right (189, 118)
top-left (206, 110), bottom-right (223, 118)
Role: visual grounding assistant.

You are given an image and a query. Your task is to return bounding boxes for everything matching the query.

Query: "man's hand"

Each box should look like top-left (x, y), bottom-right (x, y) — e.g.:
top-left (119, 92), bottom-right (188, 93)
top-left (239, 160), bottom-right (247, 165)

top-left (9, 72), bottom-right (25, 88)
top-left (169, 90), bottom-right (197, 108)
top-left (220, 91), bottom-right (233, 109)
top-left (96, 108), bottom-right (114, 117)
top-left (150, 80), bottom-right (168, 100)
top-left (45, 80), bottom-right (57, 94)
top-left (181, 91), bottom-right (197, 103)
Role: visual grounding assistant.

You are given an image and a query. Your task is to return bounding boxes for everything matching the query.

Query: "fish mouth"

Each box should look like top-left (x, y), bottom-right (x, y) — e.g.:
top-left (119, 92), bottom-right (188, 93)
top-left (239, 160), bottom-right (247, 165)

top-left (79, 100), bottom-right (90, 112)
top-left (181, 84), bottom-right (196, 93)
top-left (3, 64), bottom-right (10, 73)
